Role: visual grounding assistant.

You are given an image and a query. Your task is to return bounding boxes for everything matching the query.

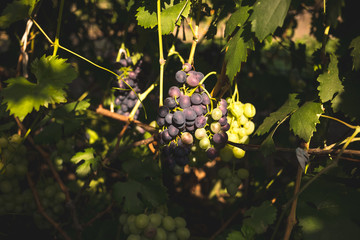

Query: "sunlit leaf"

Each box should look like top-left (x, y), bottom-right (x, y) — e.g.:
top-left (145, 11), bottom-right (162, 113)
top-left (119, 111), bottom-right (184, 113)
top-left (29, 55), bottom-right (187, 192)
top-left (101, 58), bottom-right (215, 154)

top-left (349, 36), bottom-right (360, 70)
top-left (243, 200), bottom-right (277, 234)
top-left (0, 0), bottom-right (38, 28)
top-left (71, 148), bottom-right (100, 177)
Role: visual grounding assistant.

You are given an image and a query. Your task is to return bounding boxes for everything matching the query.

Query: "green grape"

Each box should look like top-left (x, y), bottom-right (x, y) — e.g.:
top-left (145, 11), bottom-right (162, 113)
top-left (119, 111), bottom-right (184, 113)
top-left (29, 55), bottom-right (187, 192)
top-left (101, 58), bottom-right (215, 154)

top-left (232, 175), bottom-right (242, 186)
top-left (127, 214), bottom-right (136, 225)
top-left (194, 128), bottom-right (207, 140)
top-left (174, 217), bottom-right (187, 228)
top-left (167, 232), bottom-right (178, 240)
top-left (119, 213), bottom-right (128, 225)
top-left (244, 121), bottom-right (255, 135)
top-left (217, 167), bottom-right (232, 179)
top-left (233, 147), bottom-right (245, 159)
top-left (135, 214), bottom-right (150, 229)
top-left (199, 137), bottom-right (210, 150)
top-left (219, 146), bottom-right (233, 162)
top-left (237, 168), bottom-right (249, 179)
top-left (129, 222), bottom-right (142, 234)
top-left (123, 224), bottom-right (130, 235)
top-left (211, 108), bottom-right (222, 121)
top-left (0, 137), bottom-right (8, 148)
top-left (176, 227), bottom-right (191, 240)
top-left (243, 103), bottom-right (256, 118)
top-left (162, 216), bottom-right (176, 231)
top-left (238, 114), bottom-right (248, 125)
top-left (223, 177), bottom-right (232, 187)
top-left (154, 227), bottom-right (167, 240)
top-left (227, 183), bottom-right (238, 197)
top-left (229, 102), bottom-right (243, 118)
top-left (127, 234), bottom-right (141, 240)
top-left (210, 122), bottom-right (221, 134)
top-left (9, 134), bottom-right (22, 144)
top-left (15, 164), bottom-right (27, 177)
top-left (227, 133), bottom-right (239, 144)
top-left (237, 128), bottom-right (247, 138)
top-left (149, 213), bottom-right (163, 227)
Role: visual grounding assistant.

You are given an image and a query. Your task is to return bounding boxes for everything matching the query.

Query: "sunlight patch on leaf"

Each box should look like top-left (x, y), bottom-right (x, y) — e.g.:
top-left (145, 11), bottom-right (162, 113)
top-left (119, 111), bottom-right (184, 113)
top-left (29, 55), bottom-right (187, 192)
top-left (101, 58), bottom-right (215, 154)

top-left (349, 36), bottom-right (360, 70)
top-left (71, 148), bottom-right (100, 177)
top-left (0, 0), bottom-right (38, 28)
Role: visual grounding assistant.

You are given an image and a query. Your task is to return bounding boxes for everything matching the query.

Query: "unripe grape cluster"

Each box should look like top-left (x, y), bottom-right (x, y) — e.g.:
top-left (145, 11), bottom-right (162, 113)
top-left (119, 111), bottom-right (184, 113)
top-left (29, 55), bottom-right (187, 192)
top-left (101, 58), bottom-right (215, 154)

top-left (119, 212), bottom-right (190, 240)
top-left (217, 167), bottom-right (249, 197)
top-left (50, 138), bottom-right (74, 171)
top-left (113, 56), bottom-right (143, 119)
top-left (157, 63), bottom-right (229, 173)
top-left (220, 100), bottom-right (256, 162)
top-left (0, 134), bottom-right (30, 214)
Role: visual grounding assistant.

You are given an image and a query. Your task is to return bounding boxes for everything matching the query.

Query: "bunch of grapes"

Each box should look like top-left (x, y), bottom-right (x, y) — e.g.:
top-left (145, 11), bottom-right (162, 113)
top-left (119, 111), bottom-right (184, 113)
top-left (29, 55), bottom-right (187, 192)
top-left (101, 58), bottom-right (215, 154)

top-left (31, 178), bottom-right (66, 229)
top-left (113, 56), bottom-right (143, 119)
top-left (156, 64), bottom-right (229, 173)
top-left (119, 212), bottom-right (190, 240)
top-left (217, 167), bottom-right (249, 197)
top-left (0, 134), bottom-right (30, 214)
top-left (50, 138), bottom-right (75, 171)
top-left (220, 100), bottom-right (256, 161)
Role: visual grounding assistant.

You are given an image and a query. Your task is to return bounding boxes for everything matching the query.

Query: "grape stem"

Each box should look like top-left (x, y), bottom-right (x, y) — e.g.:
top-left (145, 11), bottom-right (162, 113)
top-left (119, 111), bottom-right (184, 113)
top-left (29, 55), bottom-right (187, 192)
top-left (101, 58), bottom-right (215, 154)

top-left (188, 71), bottom-right (217, 96)
top-left (157, 0), bottom-right (165, 107)
top-left (187, 0), bottom-right (202, 65)
top-left (129, 83), bottom-right (158, 120)
top-left (52, 0), bottom-right (64, 56)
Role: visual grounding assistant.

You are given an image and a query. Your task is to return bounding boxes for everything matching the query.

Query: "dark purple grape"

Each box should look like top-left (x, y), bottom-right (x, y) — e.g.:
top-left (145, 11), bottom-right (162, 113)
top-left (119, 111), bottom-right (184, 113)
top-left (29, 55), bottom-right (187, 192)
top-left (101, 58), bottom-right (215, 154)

top-left (119, 59), bottom-right (127, 67)
top-left (186, 74), bottom-right (200, 87)
top-left (175, 156), bottom-right (189, 166)
top-left (192, 105), bottom-right (204, 116)
top-left (126, 79), bottom-right (135, 87)
top-left (206, 147), bottom-right (218, 160)
top-left (182, 63), bottom-right (192, 72)
top-left (158, 106), bottom-right (169, 118)
top-left (186, 125), bottom-right (195, 132)
top-left (173, 111), bottom-right (185, 125)
top-left (190, 93), bottom-right (203, 105)
top-left (179, 95), bottom-right (191, 109)
top-left (121, 104), bottom-right (129, 112)
top-left (219, 105), bottom-right (227, 116)
top-left (168, 86), bottom-right (181, 99)
top-left (127, 99), bottom-right (136, 108)
top-left (202, 105), bottom-right (208, 114)
top-left (128, 90), bottom-right (137, 100)
top-left (195, 115), bottom-right (207, 128)
top-left (185, 120), bottom-right (195, 126)
top-left (157, 117), bottom-right (165, 127)
top-left (174, 146), bottom-right (190, 157)
top-left (114, 97), bottom-right (122, 105)
top-left (183, 108), bottom-right (197, 121)
top-left (201, 93), bottom-right (211, 105)
top-left (161, 129), bottom-right (172, 143)
top-left (219, 116), bottom-right (228, 126)
top-left (219, 98), bottom-right (227, 108)
top-left (126, 57), bottom-right (133, 65)
top-left (221, 123), bottom-right (230, 131)
top-left (168, 125), bottom-right (179, 137)
top-left (213, 133), bottom-right (227, 145)
top-left (175, 70), bottom-right (187, 84)
top-left (165, 113), bottom-right (173, 125)
top-left (164, 97), bottom-right (177, 109)
top-left (128, 71), bottom-right (137, 79)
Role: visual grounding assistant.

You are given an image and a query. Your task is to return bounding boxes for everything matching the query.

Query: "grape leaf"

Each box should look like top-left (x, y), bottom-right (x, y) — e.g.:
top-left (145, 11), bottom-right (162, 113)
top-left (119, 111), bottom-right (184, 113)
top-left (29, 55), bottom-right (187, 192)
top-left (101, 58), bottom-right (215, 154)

top-left (136, 0), bottom-right (190, 35)
top-left (34, 122), bottom-right (62, 144)
top-left (227, 231), bottom-right (246, 240)
top-left (71, 148), bottom-right (100, 177)
top-left (224, 5), bottom-right (251, 38)
top-left (349, 36), bottom-right (360, 71)
top-left (243, 201), bottom-right (277, 234)
top-left (289, 102), bottom-right (323, 142)
top-left (225, 27), bottom-right (254, 83)
top-left (113, 179), bottom-right (167, 214)
top-left (260, 131), bottom-right (276, 157)
top-left (0, 0), bottom-right (38, 28)
top-left (317, 54), bottom-right (343, 103)
top-left (255, 94), bottom-right (299, 135)
top-left (0, 55), bottom-right (77, 121)
top-left (122, 158), bottom-right (161, 179)
top-left (249, 0), bottom-right (291, 41)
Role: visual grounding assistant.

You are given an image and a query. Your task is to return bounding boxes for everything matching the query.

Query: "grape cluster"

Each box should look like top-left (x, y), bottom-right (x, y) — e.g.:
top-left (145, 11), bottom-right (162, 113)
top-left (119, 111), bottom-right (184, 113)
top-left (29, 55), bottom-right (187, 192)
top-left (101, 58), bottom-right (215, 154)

top-left (157, 64), bottom-right (228, 173)
top-left (31, 178), bottom-right (66, 229)
top-left (0, 134), bottom-right (30, 214)
top-left (113, 56), bottom-right (143, 119)
top-left (119, 212), bottom-right (190, 240)
top-left (217, 167), bottom-right (249, 197)
top-left (220, 100), bottom-right (256, 161)
top-left (50, 138), bottom-right (74, 171)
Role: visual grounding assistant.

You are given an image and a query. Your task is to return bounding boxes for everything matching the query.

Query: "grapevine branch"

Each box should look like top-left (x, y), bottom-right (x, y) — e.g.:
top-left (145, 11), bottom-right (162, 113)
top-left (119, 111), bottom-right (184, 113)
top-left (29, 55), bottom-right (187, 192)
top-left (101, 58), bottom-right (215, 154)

top-left (157, 0), bottom-right (165, 107)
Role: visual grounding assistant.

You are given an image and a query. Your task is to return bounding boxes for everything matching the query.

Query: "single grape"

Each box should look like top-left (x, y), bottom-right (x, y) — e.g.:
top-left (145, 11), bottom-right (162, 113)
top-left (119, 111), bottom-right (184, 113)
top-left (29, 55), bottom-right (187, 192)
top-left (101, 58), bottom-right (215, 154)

top-left (182, 63), bottom-right (192, 72)
top-left (179, 95), bottom-right (191, 109)
top-left (190, 93), bottom-right (202, 105)
top-left (199, 137), bottom-right (210, 150)
top-left (206, 147), bottom-right (218, 160)
top-left (243, 103), bottom-right (256, 118)
top-left (210, 122), bottom-right (221, 134)
top-left (173, 111), bottom-right (185, 125)
top-left (201, 93), bottom-right (211, 105)
top-left (149, 213), bottom-right (163, 227)
top-left (127, 234), bottom-right (141, 240)
top-left (162, 216), bottom-right (176, 231)
top-left (119, 213), bottom-right (128, 225)
top-left (211, 108), bottom-right (222, 121)
top-left (175, 71), bottom-right (187, 84)
top-left (186, 73), bottom-right (200, 87)
top-left (174, 217), bottom-right (187, 228)
top-left (186, 125), bottom-right (195, 132)
top-left (194, 116), bottom-right (207, 128)
top-left (233, 147), bottom-right (245, 159)
top-left (213, 132), bottom-right (227, 145)
top-left (168, 125), bottom-right (179, 137)
top-left (168, 86), bottom-right (181, 98)
top-left (128, 71), bottom-right (137, 79)
top-left (158, 106), bottom-right (169, 118)
top-left (165, 113), bottom-right (173, 125)
top-left (135, 214), bottom-right (150, 229)
top-left (217, 167), bottom-right (232, 179)
top-left (161, 130), bottom-right (172, 143)
top-left (164, 97), bottom-right (177, 109)
top-left (181, 132), bottom-right (194, 145)
top-left (244, 121), bottom-right (255, 135)
top-left (183, 108), bottom-right (197, 121)
top-left (154, 227), bottom-right (167, 240)
top-left (157, 117), bottom-right (166, 127)
top-left (195, 128), bottom-right (207, 140)
top-left (220, 146), bottom-right (233, 162)
top-left (176, 227), bottom-right (191, 240)
top-left (227, 183), bottom-right (238, 197)
top-left (192, 105), bottom-right (204, 116)
top-left (222, 123), bottom-right (230, 131)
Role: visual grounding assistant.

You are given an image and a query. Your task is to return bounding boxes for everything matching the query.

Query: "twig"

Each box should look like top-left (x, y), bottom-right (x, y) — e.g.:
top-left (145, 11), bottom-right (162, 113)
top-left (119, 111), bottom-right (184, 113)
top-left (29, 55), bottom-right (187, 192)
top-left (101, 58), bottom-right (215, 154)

top-left (26, 173), bottom-right (72, 240)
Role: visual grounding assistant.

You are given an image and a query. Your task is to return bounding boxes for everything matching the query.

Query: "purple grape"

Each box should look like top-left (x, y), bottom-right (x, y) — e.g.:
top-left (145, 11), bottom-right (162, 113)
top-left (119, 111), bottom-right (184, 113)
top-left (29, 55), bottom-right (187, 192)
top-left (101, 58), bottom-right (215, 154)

top-left (121, 104), bottom-right (129, 112)
top-left (128, 71), bottom-right (137, 79)
top-left (165, 113), bottom-right (173, 125)
top-left (190, 93), bottom-right (203, 105)
top-left (195, 84), bottom-right (205, 93)
top-left (161, 129), bottom-right (172, 143)
top-left (168, 86), bottom-right (181, 98)
top-left (186, 73), bottom-right (200, 87)
top-left (213, 133), bottom-right (227, 145)
top-left (202, 105), bottom-right (208, 114)
top-left (175, 70), bottom-right (187, 84)
top-left (158, 106), bottom-right (169, 118)
top-left (219, 116), bottom-right (228, 126)
top-left (185, 120), bottom-right (195, 126)
top-left (128, 90), bottom-right (137, 100)
top-left (201, 93), bottom-right (211, 105)
top-left (219, 105), bottom-right (227, 116)
top-left (182, 63), bottom-right (192, 72)
top-left (183, 108), bottom-right (197, 121)
top-left (126, 57), bottom-right (133, 65)
top-left (127, 99), bottom-right (136, 108)
top-left (115, 97), bottom-right (122, 105)
top-left (186, 125), bottom-right (195, 132)
top-left (175, 156), bottom-right (189, 166)
top-left (206, 147), bottom-right (218, 160)
top-left (119, 59), bottom-right (127, 67)
top-left (173, 111), bottom-right (185, 125)
top-left (181, 132), bottom-right (193, 145)
top-left (164, 97), bottom-right (177, 109)
top-left (168, 125), bottom-right (179, 137)
top-left (157, 117), bottom-right (165, 127)
top-left (221, 123), bottom-right (230, 131)
top-left (179, 95), bottom-right (191, 109)
top-left (126, 79), bottom-right (135, 87)
top-left (192, 105), bottom-right (204, 116)
top-left (219, 98), bottom-right (227, 108)
top-left (195, 115), bottom-right (207, 128)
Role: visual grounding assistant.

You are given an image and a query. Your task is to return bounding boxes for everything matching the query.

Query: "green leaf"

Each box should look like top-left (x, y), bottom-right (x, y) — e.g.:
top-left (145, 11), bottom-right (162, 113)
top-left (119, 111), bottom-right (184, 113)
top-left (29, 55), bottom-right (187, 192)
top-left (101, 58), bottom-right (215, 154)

top-left (243, 200), bottom-right (277, 234)
top-left (113, 179), bottom-right (167, 214)
top-left (227, 231), bottom-right (245, 240)
top-left (136, 0), bottom-right (191, 35)
top-left (0, 55), bottom-right (77, 121)
top-left (225, 27), bottom-right (254, 83)
top-left (289, 102), bottom-right (323, 142)
top-left (260, 132), bottom-right (276, 157)
top-left (255, 94), bottom-right (299, 135)
top-left (249, 0), bottom-right (291, 41)
top-left (224, 5), bottom-right (251, 38)
top-left (0, 0), bottom-right (38, 28)
top-left (349, 36), bottom-right (360, 70)
top-left (34, 122), bottom-right (62, 144)
top-left (122, 158), bottom-right (161, 180)
top-left (71, 148), bottom-right (100, 177)
top-left (317, 54), bottom-right (343, 103)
